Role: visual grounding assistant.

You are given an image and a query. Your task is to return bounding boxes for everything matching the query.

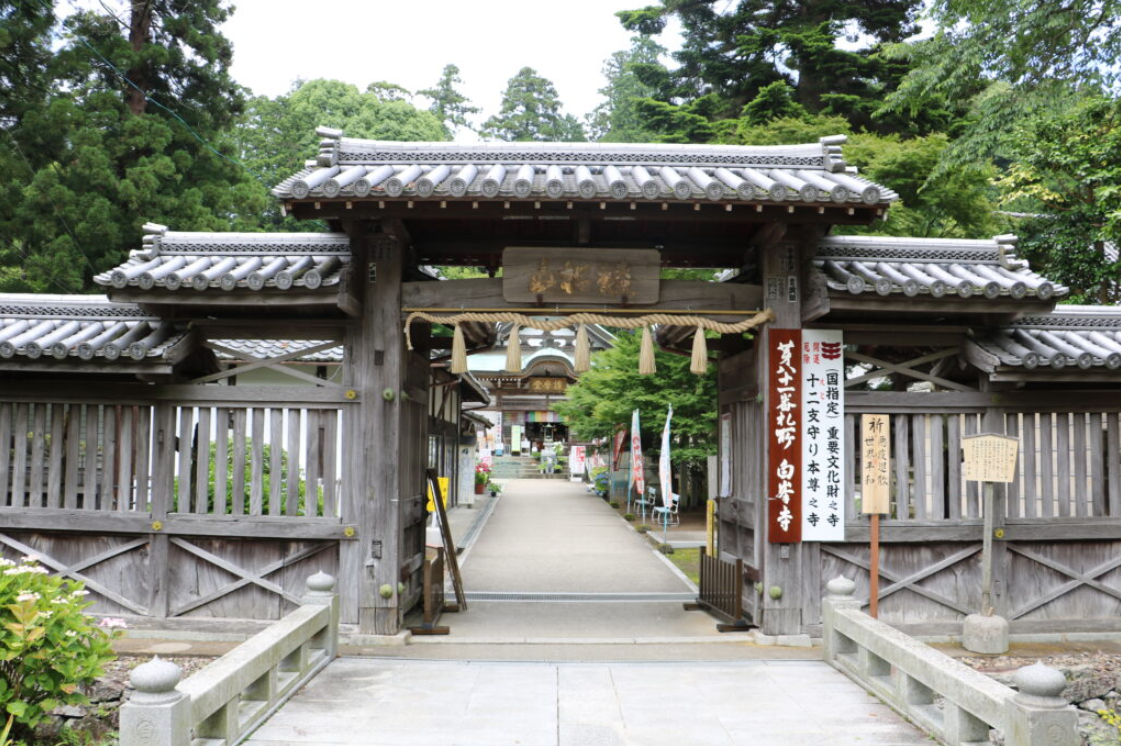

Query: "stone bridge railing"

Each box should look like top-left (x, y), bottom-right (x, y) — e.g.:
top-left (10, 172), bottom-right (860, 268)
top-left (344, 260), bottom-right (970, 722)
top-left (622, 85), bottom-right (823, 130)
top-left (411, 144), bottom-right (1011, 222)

top-left (823, 576), bottom-right (1078, 746)
top-left (120, 572), bottom-right (339, 746)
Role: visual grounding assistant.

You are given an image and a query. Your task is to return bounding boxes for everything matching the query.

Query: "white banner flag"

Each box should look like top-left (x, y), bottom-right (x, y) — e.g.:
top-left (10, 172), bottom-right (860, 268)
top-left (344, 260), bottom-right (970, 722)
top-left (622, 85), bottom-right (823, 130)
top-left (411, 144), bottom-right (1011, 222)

top-left (801, 330), bottom-right (845, 541)
top-left (659, 406), bottom-right (673, 507)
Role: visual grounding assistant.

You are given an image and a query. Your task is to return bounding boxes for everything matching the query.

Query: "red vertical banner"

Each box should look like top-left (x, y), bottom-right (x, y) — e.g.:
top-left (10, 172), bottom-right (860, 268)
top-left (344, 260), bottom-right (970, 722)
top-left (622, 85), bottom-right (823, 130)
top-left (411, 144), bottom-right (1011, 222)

top-left (768, 328), bottom-right (802, 543)
top-left (612, 428), bottom-right (627, 470)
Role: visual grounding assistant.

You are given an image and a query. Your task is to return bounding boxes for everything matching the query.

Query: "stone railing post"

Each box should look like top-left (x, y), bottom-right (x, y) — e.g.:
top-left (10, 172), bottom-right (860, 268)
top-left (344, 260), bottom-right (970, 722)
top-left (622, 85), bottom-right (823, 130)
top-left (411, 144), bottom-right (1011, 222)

top-left (1005, 663), bottom-right (1079, 746)
top-left (119, 657), bottom-right (190, 746)
top-left (821, 576), bottom-right (860, 664)
top-left (302, 570), bottom-right (340, 659)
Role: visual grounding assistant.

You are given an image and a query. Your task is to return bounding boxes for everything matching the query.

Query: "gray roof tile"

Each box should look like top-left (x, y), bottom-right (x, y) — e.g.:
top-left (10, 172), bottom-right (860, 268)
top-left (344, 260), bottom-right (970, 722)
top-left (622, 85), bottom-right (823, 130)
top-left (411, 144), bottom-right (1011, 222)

top-left (971, 305), bottom-right (1121, 371)
top-left (94, 224), bottom-right (351, 292)
top-left (271, 130), bottom-right (896, 206)
top-left (812, 234), bottom-right (1066, 301)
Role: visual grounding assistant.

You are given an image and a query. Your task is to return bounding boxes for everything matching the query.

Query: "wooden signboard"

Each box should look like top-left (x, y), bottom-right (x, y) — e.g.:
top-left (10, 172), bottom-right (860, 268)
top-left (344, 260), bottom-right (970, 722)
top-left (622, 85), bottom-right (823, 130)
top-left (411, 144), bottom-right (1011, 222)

top-left (529, 377), bottom-right (567, 393)
top-left (767, 329), bottom-right (802, 543)
top-left (860, 415), bottom-right (891, 514)
top-left (502, 247), bottom-right (660, 304)
top-left (962, 433), bottom-right (1019, 483)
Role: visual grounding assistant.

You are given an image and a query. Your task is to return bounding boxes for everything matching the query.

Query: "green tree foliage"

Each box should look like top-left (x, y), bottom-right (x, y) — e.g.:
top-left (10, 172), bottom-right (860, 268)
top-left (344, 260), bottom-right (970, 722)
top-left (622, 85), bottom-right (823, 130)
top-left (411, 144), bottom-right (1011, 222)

top-left (618, 0), bottom-right (921, 126)
top-left (418, 64), bottom-right (480, 138)
top-left (884, 0), bottom-right (1121, 164)
top-left (480, 67), bottom-right (586, 142)
top-left (0, 0), bottom-right (267, 292)
top-left (997, 96), bottom-right (1121, 303)
top-left (586, 36), bottom-right (666, 143)
top-left (236, 79), bottom-right (446, 228)
top-left (554, 330), bottom-right (718, 471)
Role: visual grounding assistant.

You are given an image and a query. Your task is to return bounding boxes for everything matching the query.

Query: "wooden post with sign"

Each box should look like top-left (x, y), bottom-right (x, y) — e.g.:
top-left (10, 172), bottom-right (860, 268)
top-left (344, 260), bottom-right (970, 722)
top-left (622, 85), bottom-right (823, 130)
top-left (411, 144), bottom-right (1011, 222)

top-left (860, 415), bottom-right (891, 618)
top-left (961, 433), bottom-right (1018, 654)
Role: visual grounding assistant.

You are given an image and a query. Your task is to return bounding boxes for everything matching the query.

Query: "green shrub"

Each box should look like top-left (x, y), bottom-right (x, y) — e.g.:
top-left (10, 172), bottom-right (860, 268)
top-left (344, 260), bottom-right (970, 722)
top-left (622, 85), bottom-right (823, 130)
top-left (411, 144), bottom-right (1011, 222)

top-left (609, 501), bottom-right (620, 509)
top-left (624, 513), bottom-right (636, 521)
top-left (173, 439), bottom-right (323, 516)
top-left (0, 556), bottom-right (118, 743)
top-left (658, 544), bottom-right (675, 555)
top-left (637, 525), bottom-right (651, 534)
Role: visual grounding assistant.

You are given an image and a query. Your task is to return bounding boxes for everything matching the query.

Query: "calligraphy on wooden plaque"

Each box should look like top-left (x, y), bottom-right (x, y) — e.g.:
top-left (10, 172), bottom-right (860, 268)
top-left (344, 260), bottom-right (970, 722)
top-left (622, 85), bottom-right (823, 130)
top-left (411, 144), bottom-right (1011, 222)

top-left (528, 377), bottom-right (567, 393)
top-left (861, 415), bottom-right (891, 514)
top-left (502, 247), bottom-right (660, 304)
top-left (768, 329), bottom-right (802, 543)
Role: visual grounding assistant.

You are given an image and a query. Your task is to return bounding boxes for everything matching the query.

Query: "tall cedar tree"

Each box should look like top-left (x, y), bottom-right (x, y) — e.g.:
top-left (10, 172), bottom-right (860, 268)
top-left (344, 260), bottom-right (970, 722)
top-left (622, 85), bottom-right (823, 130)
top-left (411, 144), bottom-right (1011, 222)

top-left (0, 0), bottom-right (267, 292)
top-left (617, 0), bottom-right (922, 133)
top-left (481, 67), bottom-right (586, 142)
top-left (418, 64), bottom-right (480, 139)
top-left (586, 36), bottom-right (665, 143)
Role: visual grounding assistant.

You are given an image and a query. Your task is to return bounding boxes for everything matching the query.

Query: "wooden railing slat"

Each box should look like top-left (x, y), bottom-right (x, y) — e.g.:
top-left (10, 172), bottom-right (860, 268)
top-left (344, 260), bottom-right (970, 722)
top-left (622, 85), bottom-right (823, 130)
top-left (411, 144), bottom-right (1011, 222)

top-left (48, 404), bottom-right (65, 509)
top-left (1056, 413), bottom-right (1071, 517)
top-left (214, 408), bottom-right (229, 516)
top-left (1022, 413), bottom-right (1037, 518)
top-left (231, 409), bottom-right (247, 516)
top-left (930, 415), bottom-right (944, 520)
top-left (195, 407), bottom-right (211, 514)
top-left (29, 403), bottom-right (46, 508)
top-left (102, 407), bottom-right (117, 512)
top-left (1090, 412), bottom-right (1105, 517)
top-left (117, 406), bottom-right (133, 512)
top-left (894, 414), bottom-right (909, 521)
top-left (250, 407), bottom-right (265, 516)
top-left (1040, 412), bottom-right (1055, 518)
top-left (911, 414), bottom-right (926, 521)
top-left (269, 409), bottom-right (283, 517)
top-left (1108, 413), bottom-right (1121, 517)
top-left (286, 409), bottom-right (300, 517)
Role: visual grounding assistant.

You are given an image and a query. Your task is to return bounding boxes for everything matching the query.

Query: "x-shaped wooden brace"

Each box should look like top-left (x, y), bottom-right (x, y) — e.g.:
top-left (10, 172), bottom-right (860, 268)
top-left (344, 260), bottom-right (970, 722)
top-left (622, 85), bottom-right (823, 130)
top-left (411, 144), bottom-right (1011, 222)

top-left (844, 348), bottom-right (975, 393)
top-left (822, 544), bottom-right (979, 616)
top-left (0, 533), bottom-right (148, 615)
top-left (192, 340), bottom-right (345, 390)
top-left (169, 538), bottom-right (333, 617)
top-left (1007, 545), bottom-right (1121, 620)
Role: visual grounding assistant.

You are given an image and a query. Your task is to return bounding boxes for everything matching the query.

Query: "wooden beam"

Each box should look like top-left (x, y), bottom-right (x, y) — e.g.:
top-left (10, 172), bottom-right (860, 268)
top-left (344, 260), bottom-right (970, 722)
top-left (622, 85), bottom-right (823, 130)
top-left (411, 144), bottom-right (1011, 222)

top-left (0, 383), bottom-right (356, 405)
top-left (402, 279), bottom-right (763, 314)
top-left (824, 295), bottom-right (1056, 317)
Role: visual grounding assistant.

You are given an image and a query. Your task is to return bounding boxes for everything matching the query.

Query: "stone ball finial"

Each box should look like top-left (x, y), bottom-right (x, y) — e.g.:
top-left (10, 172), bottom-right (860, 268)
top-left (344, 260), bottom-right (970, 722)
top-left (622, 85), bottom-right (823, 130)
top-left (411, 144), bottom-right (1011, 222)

top-left (826, 576), bottom-right (856, 598)
top-left (130, 656), bottom-right (182, 695)
top-left (306, 571), bottom-right (336, 594)
top-left (1013, 662), bottom-right (1068, 709)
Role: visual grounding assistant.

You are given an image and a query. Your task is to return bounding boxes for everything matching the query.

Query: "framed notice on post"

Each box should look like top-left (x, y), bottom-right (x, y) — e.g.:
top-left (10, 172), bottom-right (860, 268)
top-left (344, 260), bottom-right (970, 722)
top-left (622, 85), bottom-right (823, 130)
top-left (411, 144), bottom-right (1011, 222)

top-left (719, 413), bottom-right (732, 497)
top-left (962, 434), bottom-right (1018, 483)
top-left (860, 415), bottom-right (891, 514)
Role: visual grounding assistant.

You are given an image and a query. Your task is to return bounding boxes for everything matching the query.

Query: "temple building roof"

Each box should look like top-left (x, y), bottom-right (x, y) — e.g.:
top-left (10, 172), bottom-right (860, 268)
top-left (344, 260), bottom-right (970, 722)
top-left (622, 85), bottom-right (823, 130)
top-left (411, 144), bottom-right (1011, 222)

top-left (966, 306), bottom-right (1121, 378)
top-left (272, 129), bottom-right (896, 208)
top-left (94, 224), bottom-right (351, 294)
top-left (0, 294), bottom-right (196, 372)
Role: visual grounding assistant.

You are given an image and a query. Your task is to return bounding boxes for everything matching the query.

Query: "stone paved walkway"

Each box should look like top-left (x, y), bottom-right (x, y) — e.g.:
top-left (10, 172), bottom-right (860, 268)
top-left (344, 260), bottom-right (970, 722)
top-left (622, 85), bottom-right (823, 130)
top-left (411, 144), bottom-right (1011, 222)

top-left (244, 658), bottom-right (930, 746)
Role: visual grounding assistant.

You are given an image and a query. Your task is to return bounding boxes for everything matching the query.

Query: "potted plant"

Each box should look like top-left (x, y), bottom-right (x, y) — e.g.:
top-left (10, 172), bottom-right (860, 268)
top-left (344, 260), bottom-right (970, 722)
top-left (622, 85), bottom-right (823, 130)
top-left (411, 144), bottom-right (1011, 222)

top-left (487, 480), bottom-right (502, 497)
top-left (474, 464), bottom-right (490, 494)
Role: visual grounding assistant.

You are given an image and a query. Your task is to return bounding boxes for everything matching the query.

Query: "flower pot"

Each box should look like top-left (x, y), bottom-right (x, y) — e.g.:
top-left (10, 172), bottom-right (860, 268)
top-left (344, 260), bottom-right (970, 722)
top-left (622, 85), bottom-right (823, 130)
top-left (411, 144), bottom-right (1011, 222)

top-left (474, 483), bottom-right (486, 495)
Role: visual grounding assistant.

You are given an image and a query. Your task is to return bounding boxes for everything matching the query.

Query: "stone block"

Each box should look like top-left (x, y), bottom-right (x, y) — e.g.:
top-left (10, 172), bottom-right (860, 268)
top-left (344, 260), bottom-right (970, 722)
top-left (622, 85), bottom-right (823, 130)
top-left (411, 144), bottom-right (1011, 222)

top-left (962, 613), bottom-right (1009, 654)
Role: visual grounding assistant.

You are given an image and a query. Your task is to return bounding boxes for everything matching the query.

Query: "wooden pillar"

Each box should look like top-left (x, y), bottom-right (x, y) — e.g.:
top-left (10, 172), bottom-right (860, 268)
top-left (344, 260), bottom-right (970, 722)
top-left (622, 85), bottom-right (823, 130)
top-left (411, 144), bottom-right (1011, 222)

top-left (980, 380), bottom-right (1010, 618)
top-left (353, 230), bottom-right (408, 635)
top-left (758, 238), bottom-right (809, 636)
top-left (147, 403), bottom-right (176, 618)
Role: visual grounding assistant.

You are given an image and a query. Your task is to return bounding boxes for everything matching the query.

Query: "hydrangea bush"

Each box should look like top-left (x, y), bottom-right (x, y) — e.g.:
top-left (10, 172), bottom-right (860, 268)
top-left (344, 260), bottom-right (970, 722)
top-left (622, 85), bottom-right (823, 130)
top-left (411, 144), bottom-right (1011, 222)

top-left (0, 555), bottom-right (118, 744)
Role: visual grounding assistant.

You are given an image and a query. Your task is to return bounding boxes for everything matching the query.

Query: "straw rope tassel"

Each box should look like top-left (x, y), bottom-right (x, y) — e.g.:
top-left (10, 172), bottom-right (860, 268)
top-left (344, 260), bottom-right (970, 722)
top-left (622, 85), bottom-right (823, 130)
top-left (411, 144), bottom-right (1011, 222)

top-left (451, 323), bottom-right (467, 374)
top-left (690, 326), bottom-right (708, 375)
top-left (574, 323), bottom-right (591, 372)
top-left (505, 324), bottom-right (521, 372)
top-left (639, 326), bottom-right (656, 375)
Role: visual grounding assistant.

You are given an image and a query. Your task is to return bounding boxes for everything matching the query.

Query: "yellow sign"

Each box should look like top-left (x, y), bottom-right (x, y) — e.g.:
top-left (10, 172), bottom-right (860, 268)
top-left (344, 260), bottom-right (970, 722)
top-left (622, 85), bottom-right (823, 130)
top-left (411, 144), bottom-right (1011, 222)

top-left (426, 477), bottom-right (449, 513)
top-left (529, 378), bottom-right (567, 393)
top-left (962, 434), bottom-right (1019, 483)
top-left (860, 415), bottom-right (891, 514)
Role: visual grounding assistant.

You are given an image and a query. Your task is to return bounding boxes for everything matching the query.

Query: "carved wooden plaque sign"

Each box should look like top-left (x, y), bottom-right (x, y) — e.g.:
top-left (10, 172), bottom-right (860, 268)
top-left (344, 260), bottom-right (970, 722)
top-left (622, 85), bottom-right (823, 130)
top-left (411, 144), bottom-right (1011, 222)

top-left (502, 248), bottom-right (660, 304)
top-left (860, 414), bottom-right (891, 514)
top-left (768, 329), bottom-right (802, 543)
top-left (528, 377), bottom-right (567, 393)
top-left (962, 433), bottom-right (1019, 483)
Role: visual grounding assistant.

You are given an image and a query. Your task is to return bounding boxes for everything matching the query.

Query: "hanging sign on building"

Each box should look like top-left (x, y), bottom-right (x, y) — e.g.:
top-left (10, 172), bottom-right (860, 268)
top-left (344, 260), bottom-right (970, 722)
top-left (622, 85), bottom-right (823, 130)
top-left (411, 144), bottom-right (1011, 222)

top-left (529, 377), bottom-right (567, 393)
top-left (801, 330), bottom-right (845, 541)
top-left (503, 248), bottom-right (660, 304)
top-left (768, 329), bottom-right (802, 543)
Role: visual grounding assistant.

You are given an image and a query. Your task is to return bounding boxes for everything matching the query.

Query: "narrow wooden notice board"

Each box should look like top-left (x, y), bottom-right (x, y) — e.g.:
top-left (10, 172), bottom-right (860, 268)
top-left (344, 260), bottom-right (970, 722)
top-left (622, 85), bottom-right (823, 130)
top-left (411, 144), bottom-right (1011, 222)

top-left (502, 247), bottom-right (660, 304)
top-left (860, 414), bottom-right (891, 514)
top-left (425, 468), bottom-right (467, 611)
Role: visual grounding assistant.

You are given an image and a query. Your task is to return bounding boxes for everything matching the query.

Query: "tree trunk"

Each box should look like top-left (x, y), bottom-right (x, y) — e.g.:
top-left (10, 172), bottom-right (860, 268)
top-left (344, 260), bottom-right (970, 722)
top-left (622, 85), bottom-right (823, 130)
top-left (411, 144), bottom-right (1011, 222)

top-left (126, 0), bottom-right (154, 116)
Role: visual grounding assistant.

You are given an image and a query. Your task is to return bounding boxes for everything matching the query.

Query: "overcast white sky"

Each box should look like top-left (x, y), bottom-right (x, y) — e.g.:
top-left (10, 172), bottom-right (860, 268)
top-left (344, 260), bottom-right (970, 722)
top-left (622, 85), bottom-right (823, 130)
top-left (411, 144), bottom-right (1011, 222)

top-left (221, 0), bottom-right (682, 134)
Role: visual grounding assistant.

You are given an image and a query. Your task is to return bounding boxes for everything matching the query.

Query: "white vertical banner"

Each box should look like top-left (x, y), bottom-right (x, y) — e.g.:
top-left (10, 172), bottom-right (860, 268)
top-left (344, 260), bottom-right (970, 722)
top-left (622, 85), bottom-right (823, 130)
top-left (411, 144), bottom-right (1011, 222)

top-left (801, 330), bottom-right (845, 541)
top-left (659, 406), bottom-right (673, 506)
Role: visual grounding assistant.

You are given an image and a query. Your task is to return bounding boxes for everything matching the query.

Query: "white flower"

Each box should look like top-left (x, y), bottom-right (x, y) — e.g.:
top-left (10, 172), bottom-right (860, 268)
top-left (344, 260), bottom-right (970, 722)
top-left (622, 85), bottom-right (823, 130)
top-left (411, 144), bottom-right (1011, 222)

top-left (25, 566), bottom-right (48, 575)
top-left (3, 567), bottom-right (28, 576)
top-left (0, 558), bottom-right (15, 567)
top-left (51, 597), bottom-right (67, 604)
top-left (98, 617), bottom-right (127, 629)
top-left (39, 610), bottom-right (52, 619)
top-left (15, 592), bottom-right (40, 603)
top-left (69, 589), bottom-right (89, 597)
top-left (64, 630), bottom-right (77, 637)
top-left (20, 554), bottom-right (40, 563)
